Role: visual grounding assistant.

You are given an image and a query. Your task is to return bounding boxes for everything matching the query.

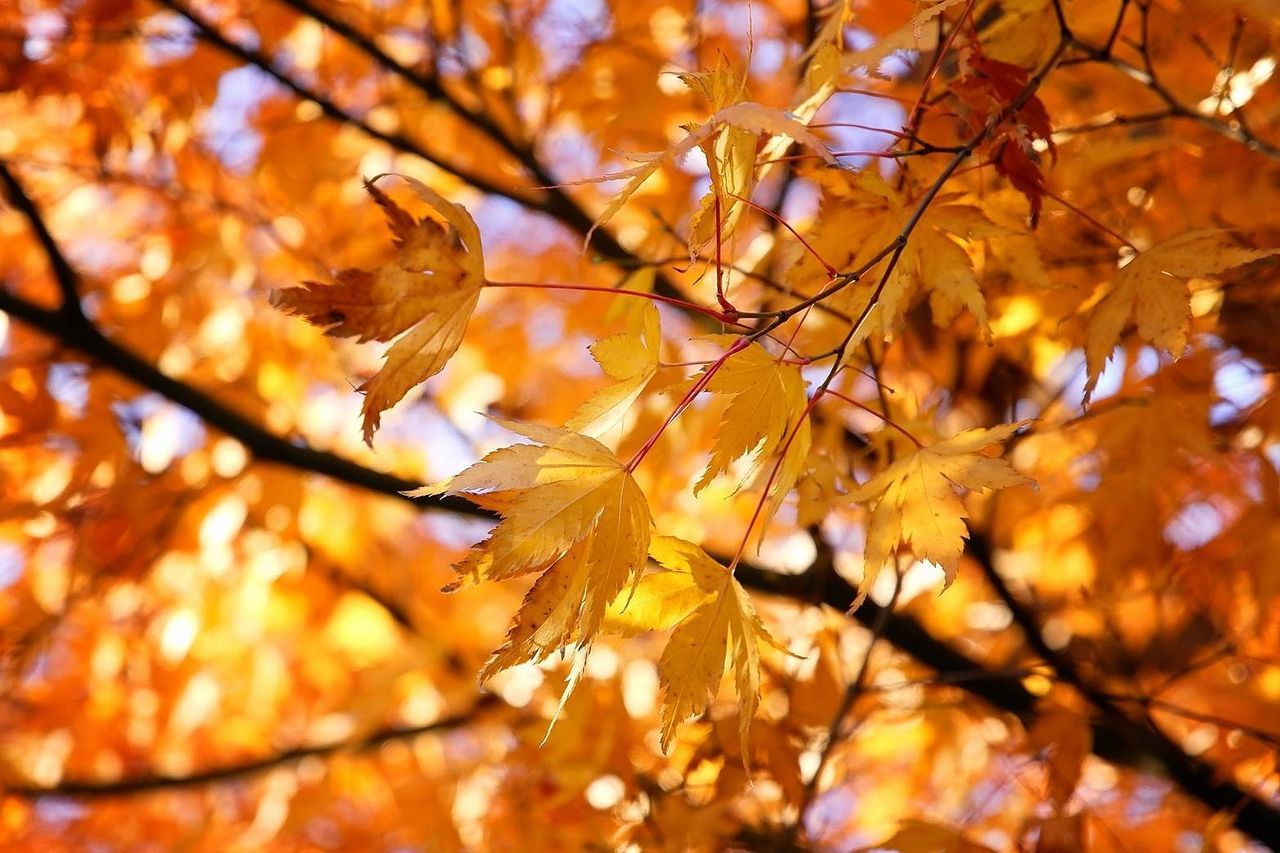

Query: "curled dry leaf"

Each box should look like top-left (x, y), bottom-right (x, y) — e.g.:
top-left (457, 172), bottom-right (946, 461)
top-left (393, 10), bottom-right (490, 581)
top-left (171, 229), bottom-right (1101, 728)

top-left (271, 173), bottom-right (485, 444)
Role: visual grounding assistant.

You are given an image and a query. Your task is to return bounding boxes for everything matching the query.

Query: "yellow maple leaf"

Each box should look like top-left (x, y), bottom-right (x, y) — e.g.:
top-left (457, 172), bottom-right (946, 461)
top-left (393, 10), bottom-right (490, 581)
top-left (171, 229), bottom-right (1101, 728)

top-left (1084, 230), bottom-right (1279, 400)
top-left (410, 420), bottom-right (651, 678)
top-left (566, 301), bottom-right (660, 437)
top-left (646, 536), bottom-right (785, 752)
top-left (693, 341), bottom-right (812, 533)
top-left (602, 549), bottom-right (715, 637)
top-left (849, 422), bottom-right (1031, 602)
top-left (687, 47), bottom-right (842, 256)
top-left (687, 125), bottom-right (759, 255)
top-left (271, 174), bottom-right (485, 444)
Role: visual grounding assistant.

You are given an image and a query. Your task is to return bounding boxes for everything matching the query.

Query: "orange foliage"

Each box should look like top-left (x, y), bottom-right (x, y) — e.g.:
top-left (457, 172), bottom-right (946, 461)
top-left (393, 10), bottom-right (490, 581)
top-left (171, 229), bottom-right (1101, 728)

top-left (3, 0), bottom-right (1280, 850)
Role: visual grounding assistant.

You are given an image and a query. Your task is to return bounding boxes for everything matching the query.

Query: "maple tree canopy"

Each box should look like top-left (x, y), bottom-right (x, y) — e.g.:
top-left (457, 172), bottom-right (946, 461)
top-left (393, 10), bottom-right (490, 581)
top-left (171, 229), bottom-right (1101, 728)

top-left (5, 0), bottom-right (1280, 849)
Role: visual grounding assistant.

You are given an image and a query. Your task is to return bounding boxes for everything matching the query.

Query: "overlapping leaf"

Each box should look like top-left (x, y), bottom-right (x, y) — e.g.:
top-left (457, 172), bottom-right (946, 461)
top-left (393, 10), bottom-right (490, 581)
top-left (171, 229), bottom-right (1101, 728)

top-left (792, 172), bottom-right (1009, 349)
top-left (566, 301), bottom-right (660, 437)
top-left (1084, 230), bottom-right (1279, 400)
top-left (692, 341), bottom-right (812, 532)
top-left (271, 174), bottom-right (485, 443)
top-left (642, 536), bottom-right (785, 752)
top-left (849, 422), bottom-right (1031, 601)
top-left (575, 93), bottom-right (835, 245)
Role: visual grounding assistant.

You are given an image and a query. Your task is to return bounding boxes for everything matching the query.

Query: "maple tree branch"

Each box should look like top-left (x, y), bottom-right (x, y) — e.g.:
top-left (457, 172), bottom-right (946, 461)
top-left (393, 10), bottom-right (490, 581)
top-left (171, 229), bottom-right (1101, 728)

top-left (7, 284), bottom-right (1280, 845)
top-left (784, 570), bottom-right (901, 846)
top-left (1066, 34), bottom-right (1280, 161)
top-left (6, 695), bottom-right (502, 797)
top-left (740, 37), bottom-right (1072, 331)
top-left (154, 0), bottom-right (534, 205)
top-left (270, 0), bottom-right (523, 155)
top-left (0, 285), bottom-right (487, 524)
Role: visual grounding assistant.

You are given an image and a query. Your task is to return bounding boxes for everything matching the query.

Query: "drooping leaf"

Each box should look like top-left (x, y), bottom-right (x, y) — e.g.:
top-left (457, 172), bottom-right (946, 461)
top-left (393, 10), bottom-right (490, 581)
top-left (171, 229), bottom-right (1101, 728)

top-left (410, 420), bottom-right (651, 678)
top-left (271, 174), bottom-right (485, 443)
top-left (693, 341), bottom-right (812, 534)
top-left (1084, 231), bottom-right (1280, 400)
top-left (952, 44), bottom-right (1057, 225)
top-left (647, 536), bottom-right (785, 752)
top-left (849, 421), bottom-right (1032, 602)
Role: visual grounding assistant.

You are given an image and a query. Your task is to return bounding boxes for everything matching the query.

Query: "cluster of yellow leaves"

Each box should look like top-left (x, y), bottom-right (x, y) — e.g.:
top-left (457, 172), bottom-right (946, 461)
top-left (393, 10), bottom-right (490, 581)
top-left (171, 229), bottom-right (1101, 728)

top-left (610, 536), bottom-right (786, 751)
top-left (265, 166), bottom-right (1043, 749)
top-left (414, 422), bottom-right (784, 749)
top-left (271, 174), bottom-right (485, 443)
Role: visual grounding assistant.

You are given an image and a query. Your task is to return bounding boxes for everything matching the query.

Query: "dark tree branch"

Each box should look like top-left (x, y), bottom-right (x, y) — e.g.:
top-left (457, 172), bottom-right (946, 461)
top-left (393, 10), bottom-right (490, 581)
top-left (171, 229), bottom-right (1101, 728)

top-left (0, 161), bottom-right (87, 324)
top-left (6, 696), bottom-right (502, 797)
top-left (155, 0), bottom-right (527, 205)
top-left (270, 0), bottom-right (525, 156)
top-left (1066, 34), bottom-right (1280, 161)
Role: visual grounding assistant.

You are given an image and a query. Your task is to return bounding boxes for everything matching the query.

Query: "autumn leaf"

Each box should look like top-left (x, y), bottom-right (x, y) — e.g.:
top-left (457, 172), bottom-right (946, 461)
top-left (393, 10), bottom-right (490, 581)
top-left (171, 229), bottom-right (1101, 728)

top-left (271, 174), bottom-right (485, 443)
top-left (410, 420), bottom-right (651, 677)
top-left (1084, 231), bottom-right (1280, 400)
top-left (601, 548), bottom-right (716, 637)
top-left (575, 96), bottom-right (835, 244)
top-left (1026, 704), bottom-right (1092, 809)
top-left (849, 421), bottom-right (1032, 601)
top-left (794, 172), bottom-right (1010, 345)
top-left (953, 43), bottom-right (1057, 225)
top-left (566, 301), bottom-right (660, 437)
top-left (692, 340), bottom-right (812, 532)
top-left (646, 536), bottom-right (785, 752)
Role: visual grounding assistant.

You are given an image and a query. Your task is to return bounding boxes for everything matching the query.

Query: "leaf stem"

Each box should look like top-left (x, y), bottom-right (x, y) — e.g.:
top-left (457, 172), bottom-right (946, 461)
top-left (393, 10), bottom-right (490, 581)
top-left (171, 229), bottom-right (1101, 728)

top-left (483, 279), bottom-right (747, 327)
top-left (823, 388), bottom-right (924, 447)
top-left (626, 338), bottom-right (750, 472)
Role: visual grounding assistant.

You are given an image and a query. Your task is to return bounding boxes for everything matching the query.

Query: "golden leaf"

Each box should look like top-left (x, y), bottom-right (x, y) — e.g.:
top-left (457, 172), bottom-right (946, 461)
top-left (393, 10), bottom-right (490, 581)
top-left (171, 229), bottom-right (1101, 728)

top-left (694, 341), bottom-right (812, 534)
top-left (566, 301), bottom-right (660, 437)
top-left (849, 421), bottom-right (1032, 602)
top-left (1084, 230), bottom-right (1279, 400)
top-left (411, 420), bottom-right (651, 678)
top-left (648, 536), bottom-right (785, 752)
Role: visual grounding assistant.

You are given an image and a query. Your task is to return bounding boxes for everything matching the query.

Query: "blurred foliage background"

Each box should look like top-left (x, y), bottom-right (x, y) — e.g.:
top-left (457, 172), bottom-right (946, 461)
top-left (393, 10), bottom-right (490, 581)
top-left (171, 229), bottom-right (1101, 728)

top-left (3, 0), bottom-right (1280, 850)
